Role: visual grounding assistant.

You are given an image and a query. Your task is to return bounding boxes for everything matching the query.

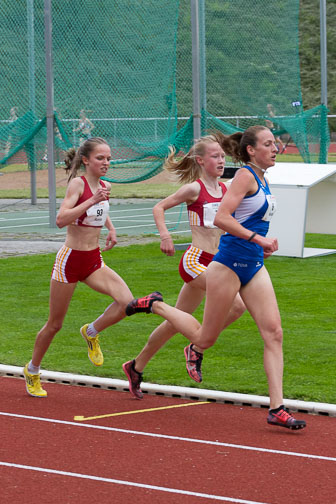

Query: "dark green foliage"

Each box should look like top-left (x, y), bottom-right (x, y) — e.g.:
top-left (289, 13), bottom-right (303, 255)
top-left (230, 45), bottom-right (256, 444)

top-left (299, 0), bottom-right (336, 131)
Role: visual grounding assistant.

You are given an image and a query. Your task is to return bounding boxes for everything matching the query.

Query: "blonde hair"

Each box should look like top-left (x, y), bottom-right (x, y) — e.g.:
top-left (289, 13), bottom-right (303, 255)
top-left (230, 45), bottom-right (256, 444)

top-left (215, 126), bottom-right (268, 164)
top-left (64, 137), bottom-right (109, 182)
top-left (164, 135), bottom-right (219, 184)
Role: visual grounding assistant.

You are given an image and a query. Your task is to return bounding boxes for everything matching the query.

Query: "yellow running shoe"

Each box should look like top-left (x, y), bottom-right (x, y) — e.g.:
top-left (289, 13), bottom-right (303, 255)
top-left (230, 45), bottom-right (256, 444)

top-left (80, 324), bottom-right (104, 366)
top-left (23, 364), bottom-right (47, 398)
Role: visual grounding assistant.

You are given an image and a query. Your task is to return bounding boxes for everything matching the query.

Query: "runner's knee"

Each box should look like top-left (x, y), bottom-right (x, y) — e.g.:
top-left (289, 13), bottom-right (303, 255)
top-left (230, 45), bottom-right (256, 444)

top-left (197, 334), bottom-right (218, 350)
top-left (262, 325), bottom-right (283, 346)
top-left (46, 319), bottom-right (63, 334)
top-left (231, 297), bottom-right (246, 318)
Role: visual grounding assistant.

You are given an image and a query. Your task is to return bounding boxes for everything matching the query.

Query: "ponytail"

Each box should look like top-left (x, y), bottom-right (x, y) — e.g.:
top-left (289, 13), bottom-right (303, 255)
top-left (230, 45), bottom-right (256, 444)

top-left (63, 137), bottom-right (109, 183)
top-left (164, 135), bottom-right (219, 184)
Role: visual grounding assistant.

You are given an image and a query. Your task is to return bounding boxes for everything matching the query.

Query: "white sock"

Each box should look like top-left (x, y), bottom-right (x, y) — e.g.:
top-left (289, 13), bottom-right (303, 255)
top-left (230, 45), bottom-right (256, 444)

top-left (86, 303), bottom-right (113, 336)
top-left (28, 360), bottom-right (40, 375)
top-left (86, 323), bottom-right (98, 338)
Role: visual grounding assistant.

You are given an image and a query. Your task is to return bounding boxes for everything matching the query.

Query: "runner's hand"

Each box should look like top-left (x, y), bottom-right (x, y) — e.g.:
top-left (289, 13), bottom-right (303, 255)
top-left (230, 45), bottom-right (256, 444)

top-left (92, 187), bottom-right (110, 204)
top-left (160, 236), bottom-right (175, 256)
top-left (260, 236), bottom-right (278, 256)
top-left (103, 229), bottom-right (117, 251)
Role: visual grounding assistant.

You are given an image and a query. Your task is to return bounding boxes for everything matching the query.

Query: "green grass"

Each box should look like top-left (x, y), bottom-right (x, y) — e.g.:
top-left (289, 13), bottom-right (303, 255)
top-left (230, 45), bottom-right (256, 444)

top-left (277, 153), bottom-right (304, 163)
top-left (0, 163), bottom-right (181, 199)
top-left (0, 163), bottom-right (31, 173)
top-left (110, 182), bottom-right (181, 199)
top-left (1, 152), bottom-right (335, 200)
top-left (0, 188), bottom-right (66, 199)
top-left (0, 234), bottom-right (335, 404)
top-left (0, 183), bottom-right (181, 200)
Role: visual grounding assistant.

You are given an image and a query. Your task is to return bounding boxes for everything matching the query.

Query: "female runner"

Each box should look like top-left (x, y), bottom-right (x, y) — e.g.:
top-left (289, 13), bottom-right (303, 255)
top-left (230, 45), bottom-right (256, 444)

top-left (126, 126), bottom-right (306, 430)
top-left (123, 136), bottom-right (245, 399)
top-left (24, 137), bottom-right (134, 397)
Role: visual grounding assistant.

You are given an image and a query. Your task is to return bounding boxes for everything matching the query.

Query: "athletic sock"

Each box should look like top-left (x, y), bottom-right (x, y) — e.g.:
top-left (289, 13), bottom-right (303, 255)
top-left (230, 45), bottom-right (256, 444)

top-left (86, 323), bottom-right (98, 338)
top-left (27, 360), bottom-right (40, 375)
top-left (89, 303), bottom-right (114, 330)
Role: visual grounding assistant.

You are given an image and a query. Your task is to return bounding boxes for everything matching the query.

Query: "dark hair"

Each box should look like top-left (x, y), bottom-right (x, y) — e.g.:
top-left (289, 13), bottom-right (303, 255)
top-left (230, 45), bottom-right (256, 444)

top-left (215, 125), bottom-right (268, 164)
top-left (64, 137), bottom-right (109, 182)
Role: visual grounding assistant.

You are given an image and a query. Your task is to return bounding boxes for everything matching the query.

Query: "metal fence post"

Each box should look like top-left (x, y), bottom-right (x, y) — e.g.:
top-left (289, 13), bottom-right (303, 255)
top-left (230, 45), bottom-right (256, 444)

top-left (44, 0), bottom-right (57, 227)
top-left (191, 0), bottom-right (201, 142)
top-left (320, 0), bottom-right (328, 163)
top-left (27, 0), bottom-right (37, 205)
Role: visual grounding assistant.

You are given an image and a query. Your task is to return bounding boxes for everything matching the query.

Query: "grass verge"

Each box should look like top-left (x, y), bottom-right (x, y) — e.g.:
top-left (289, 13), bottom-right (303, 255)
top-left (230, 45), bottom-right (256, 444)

top-left (0, 234), bottom-right (335, 404)
top-left (0, 183), bottom-right (181, 200)
top-left (2, 153), bottom-right (334, 200)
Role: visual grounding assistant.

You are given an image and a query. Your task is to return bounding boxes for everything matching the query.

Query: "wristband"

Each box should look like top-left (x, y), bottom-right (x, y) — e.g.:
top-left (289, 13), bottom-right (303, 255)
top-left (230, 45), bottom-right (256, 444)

top-left (247, 232), bottom-right (257, 242)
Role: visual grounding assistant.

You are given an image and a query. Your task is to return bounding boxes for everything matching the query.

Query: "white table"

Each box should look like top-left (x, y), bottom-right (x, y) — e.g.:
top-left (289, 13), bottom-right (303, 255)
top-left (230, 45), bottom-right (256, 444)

top-left (267, 163), bottom-right (336, 257)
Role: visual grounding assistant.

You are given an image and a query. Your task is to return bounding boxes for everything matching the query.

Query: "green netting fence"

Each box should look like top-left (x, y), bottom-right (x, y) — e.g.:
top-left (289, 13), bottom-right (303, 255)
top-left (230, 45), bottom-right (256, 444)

top-left (0, 0), bottom-right (330, 187)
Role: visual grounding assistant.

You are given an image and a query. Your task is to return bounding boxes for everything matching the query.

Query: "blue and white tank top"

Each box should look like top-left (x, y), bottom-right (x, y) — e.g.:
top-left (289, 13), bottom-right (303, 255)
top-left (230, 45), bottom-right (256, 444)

top-left (218, 165), bottom-right (276, 260)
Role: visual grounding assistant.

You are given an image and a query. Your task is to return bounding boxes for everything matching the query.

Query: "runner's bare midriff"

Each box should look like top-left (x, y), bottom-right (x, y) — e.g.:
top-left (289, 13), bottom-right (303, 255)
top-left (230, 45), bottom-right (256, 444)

top-left (190, 225), bottom-right (223, 255)
top-left (64, 224), bottom-right (102, 250)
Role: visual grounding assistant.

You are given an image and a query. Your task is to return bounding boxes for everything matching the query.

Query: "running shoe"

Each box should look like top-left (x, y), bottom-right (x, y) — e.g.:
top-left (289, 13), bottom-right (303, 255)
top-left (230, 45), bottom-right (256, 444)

top-left (267, 406), bottom-right (306, 430)
top-left (125, 291), bottom-right (163, 316)
top-left (80, 324), bottom-right (104, 366)
top-left (122, 360), bottom-right (143, 400)
top-left (184, 344), bottom-right (203, 383)
top-left (23, 364), bottom-right (47, 398)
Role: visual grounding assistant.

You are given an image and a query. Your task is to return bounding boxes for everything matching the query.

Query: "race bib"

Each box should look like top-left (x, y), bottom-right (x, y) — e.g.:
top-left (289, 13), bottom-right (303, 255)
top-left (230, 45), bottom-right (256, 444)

top-left (84, 200), bottom-right (109, 226)
top-left (262, 194), bottom-right (277, 222)
top-left (203, 202), bottom-right (220, 228)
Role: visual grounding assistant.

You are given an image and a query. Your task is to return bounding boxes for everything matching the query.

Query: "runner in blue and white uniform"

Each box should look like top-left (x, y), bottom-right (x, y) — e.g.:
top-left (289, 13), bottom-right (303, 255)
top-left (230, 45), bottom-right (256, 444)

top-left (213, 164), bottom-right (276, 286)
top-left (126, 126), bottom-right (306, 430)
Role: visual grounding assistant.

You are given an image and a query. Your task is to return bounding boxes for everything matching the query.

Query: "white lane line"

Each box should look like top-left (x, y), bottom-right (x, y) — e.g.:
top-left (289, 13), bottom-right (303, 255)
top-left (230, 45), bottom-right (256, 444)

top-left (110, 206), bottom-right (157, 213)
top-left (0, 461), bottom-right (270, 504)
top-left (0, 211), bottom-right (50, 215)
top-left (0, 207), bottom-right (156, 220)
top-left (0, 208), bottom-right (187, 231)
top-left (109, 206), bottom-right (183, 215)
top-left (1, 412), bottom-right (334, 462)
top-left (0, 210), bottom-right (184, 224)
top-left (113, 220), bottom-right (189, 231)
top-left (0, 219), bottom-right (189, 231)
top-left (0, 215), bottom-right (49, 221)
top-left (0, 222), bottom-right (50, 229)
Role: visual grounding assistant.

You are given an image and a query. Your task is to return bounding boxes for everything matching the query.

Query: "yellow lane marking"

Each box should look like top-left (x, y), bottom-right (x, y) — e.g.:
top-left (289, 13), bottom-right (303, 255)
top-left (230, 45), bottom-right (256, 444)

top-left (74, 401), bottom-right (210, 422)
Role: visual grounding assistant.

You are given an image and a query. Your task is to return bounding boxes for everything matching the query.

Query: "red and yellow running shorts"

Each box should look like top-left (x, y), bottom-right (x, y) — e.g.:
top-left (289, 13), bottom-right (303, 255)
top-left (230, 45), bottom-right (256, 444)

top-left (178, 245), bottom-right (214, 283)
top-left (51, 245), bottom-right (105, 283)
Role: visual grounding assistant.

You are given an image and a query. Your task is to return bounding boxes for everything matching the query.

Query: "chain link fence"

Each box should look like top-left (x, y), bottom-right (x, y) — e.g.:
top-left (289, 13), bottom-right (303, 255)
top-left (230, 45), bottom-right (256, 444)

top-left (0, 0), bottom-right (330, 187)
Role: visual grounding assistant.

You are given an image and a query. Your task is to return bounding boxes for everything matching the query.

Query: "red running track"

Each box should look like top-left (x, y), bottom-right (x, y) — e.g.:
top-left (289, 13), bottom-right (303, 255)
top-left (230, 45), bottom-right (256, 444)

top-left (1, 376), bottom-right (336, 504)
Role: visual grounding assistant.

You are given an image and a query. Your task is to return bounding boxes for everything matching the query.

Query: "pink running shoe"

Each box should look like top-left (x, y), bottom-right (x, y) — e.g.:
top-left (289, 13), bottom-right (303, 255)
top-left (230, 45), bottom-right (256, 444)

top-left (126, 291), bottom-right (163, 316)
top-left (267, 406), bottom-right (306, 430)
top-left (184, 344), bottom-right (203, 383)
top-left (122, 360), bottom-right (143, 400)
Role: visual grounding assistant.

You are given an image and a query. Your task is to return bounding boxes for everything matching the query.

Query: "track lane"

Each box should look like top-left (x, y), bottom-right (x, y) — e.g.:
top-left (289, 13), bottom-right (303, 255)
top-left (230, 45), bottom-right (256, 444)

top-left (1, 377), bottom-right (336, 503)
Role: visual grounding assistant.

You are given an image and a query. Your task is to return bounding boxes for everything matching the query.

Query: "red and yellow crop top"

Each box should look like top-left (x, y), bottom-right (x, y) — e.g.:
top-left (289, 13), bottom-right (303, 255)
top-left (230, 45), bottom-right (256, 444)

top-left (187, 179), bottom-right (227, 228)
top-left (74, 176), bottom-right (109, 227)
